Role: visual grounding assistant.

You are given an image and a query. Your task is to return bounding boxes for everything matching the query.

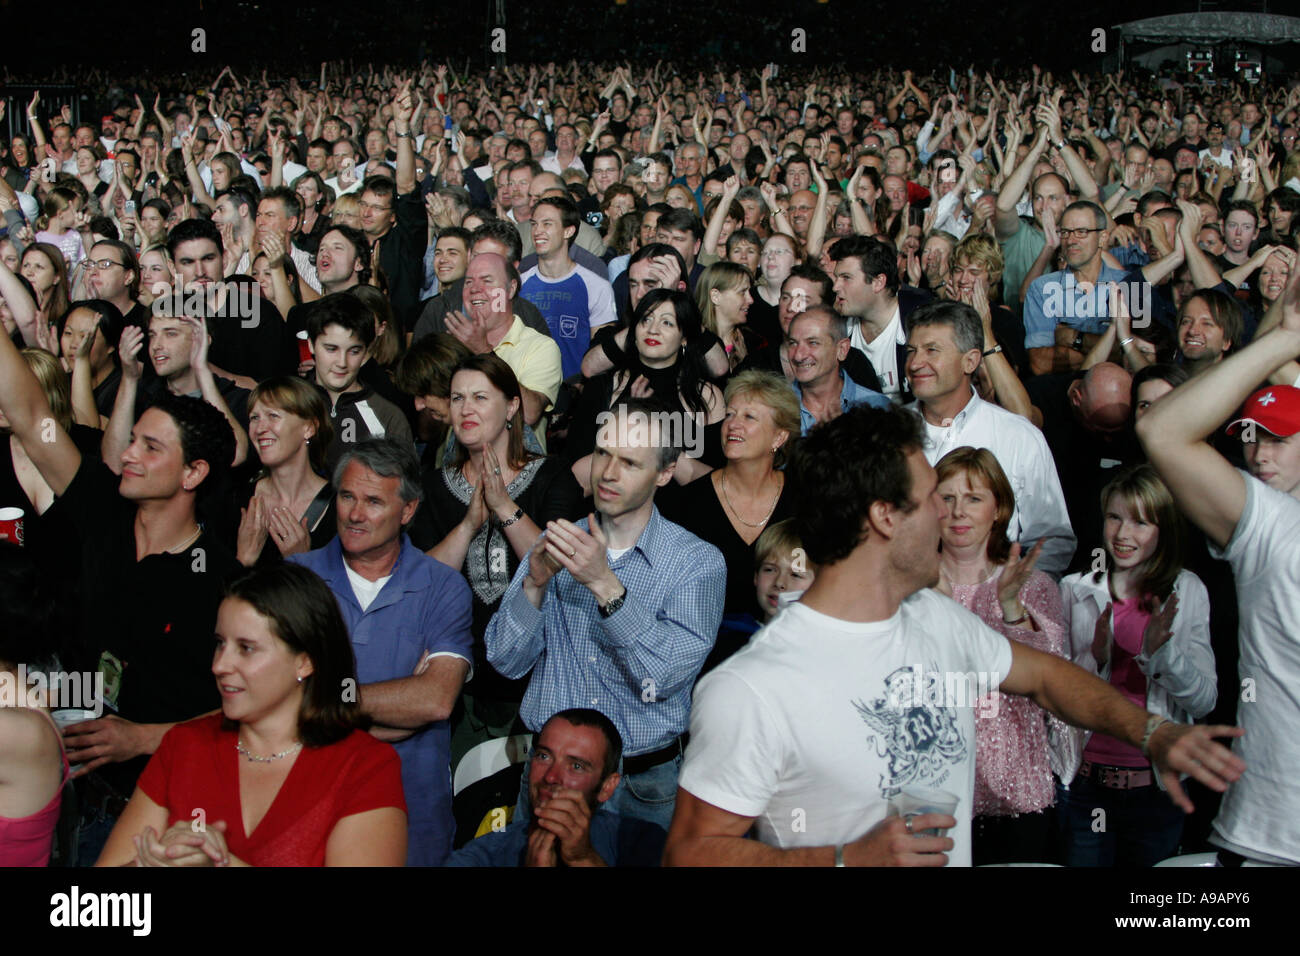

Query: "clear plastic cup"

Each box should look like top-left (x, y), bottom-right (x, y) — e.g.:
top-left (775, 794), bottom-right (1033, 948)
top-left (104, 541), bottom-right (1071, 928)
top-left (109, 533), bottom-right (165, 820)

top-left (888, 787), bottom-right (959, 837)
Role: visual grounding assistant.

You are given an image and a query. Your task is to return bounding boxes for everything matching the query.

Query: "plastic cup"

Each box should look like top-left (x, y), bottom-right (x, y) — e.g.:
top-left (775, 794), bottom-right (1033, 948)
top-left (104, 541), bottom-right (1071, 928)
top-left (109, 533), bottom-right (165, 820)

top-left (888, 787), bottom-right (959, 837)
top-left (296, 330), bottom-right (313, 364)
top-left (0, 507), bottom-right (24, 546)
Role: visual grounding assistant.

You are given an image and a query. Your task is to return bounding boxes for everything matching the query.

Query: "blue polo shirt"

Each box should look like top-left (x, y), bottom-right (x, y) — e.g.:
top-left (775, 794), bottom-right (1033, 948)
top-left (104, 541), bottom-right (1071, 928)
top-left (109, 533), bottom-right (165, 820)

top-left (1022, 263), bottom-right (1132, 349)
top-left (291, 536), bottom-right (473, 866)
top-left (794, 371), bottom-right (891, 435)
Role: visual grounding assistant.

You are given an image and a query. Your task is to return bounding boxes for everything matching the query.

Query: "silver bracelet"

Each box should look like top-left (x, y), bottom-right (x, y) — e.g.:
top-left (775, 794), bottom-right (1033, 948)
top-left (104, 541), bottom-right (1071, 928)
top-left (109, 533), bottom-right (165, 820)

top-left (500, 507), bottom-right (524, 527)
top-left (1119, 336), bottom-right (1134, 348)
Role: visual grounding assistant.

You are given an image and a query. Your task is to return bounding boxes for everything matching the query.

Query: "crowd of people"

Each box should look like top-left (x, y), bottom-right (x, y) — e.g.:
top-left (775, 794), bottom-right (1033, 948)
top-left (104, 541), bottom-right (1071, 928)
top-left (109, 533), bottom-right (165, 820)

top-left (1, 55), bottom-right (1297, 868)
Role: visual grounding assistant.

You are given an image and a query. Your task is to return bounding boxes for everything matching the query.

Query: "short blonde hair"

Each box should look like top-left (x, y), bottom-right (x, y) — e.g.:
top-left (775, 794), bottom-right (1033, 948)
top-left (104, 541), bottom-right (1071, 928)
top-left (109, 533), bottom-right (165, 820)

top-left (753, 518), bottom-right (810, 572)
top-left (724, 370), bottom-right (801, 467)
top-left (952, 233), bottom-right (1005, 301)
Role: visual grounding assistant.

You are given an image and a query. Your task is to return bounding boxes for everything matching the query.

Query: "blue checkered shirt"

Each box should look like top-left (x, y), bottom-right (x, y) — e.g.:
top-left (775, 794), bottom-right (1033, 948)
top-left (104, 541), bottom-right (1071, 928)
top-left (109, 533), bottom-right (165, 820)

top-left (485, 506), bottom-right (726, 756)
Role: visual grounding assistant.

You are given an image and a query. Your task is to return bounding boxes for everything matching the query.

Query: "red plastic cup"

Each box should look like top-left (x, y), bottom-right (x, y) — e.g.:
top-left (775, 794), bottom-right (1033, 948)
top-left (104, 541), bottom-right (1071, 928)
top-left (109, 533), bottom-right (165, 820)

top-left (0, 507), bottom-right (24, 546)
top-left (297, 330), bottom-right (313, 364)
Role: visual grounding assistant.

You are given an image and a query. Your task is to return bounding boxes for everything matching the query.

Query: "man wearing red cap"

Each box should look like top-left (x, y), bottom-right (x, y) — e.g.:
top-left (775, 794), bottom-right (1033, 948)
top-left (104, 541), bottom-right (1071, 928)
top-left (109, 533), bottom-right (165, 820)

top-left (1137, 266), bottom-right (1300, 865)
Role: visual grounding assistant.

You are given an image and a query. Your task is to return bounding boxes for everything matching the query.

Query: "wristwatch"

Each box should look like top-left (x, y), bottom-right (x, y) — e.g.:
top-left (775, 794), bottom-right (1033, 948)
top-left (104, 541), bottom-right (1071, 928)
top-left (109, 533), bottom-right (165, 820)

top-left (598, 586), bottom-right (627, 618)
top-left (1071, 330), bottom-right (1086, 353)
top-left (982, 345), bottom-right (1003, 357)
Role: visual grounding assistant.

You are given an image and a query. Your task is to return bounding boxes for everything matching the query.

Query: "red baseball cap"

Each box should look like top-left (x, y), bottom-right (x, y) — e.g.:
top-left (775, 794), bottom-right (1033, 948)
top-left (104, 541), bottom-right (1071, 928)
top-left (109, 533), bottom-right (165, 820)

top-left (1227, 386), bottom-right (1300, 438)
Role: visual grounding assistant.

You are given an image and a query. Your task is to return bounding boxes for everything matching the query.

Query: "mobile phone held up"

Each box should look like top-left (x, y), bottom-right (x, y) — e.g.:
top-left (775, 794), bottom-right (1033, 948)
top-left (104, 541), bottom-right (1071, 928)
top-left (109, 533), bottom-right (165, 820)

top-left (124, 200), bottom-right (137, 217)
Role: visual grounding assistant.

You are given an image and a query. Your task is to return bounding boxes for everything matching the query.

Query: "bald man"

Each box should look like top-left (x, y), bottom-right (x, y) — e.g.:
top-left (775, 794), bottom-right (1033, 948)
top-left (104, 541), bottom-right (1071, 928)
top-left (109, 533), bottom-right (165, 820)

top-left (1029, 362), bottom-right (1142, 572)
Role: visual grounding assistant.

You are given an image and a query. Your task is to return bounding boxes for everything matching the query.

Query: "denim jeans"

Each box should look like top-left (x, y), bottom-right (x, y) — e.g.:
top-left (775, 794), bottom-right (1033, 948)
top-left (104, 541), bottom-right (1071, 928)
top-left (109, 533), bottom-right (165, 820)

top-left (1057, 777), bottom-right (1184, 867)
top-left (75, 804), bottom-right (120, 867)
top-left (515, 750), bottom-right (681, 833)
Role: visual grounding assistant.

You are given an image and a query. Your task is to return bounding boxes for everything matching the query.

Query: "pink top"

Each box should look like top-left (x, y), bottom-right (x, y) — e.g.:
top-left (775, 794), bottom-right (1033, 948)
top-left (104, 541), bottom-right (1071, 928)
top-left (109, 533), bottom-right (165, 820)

top-left (0, 709), bottom-right (70, 867)
top-left (949, 566), bottom-right (1068, 817)
top-left (1083, 595), bottom-right (1151, 768)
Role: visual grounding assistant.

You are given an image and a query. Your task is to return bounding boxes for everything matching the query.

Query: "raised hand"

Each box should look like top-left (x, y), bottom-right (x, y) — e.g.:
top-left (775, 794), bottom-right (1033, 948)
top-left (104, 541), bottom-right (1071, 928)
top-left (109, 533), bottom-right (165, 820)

top-left (118, 324), bottom-right (146, 380)
top-left (1141, 591), bottom-right (1179, 657)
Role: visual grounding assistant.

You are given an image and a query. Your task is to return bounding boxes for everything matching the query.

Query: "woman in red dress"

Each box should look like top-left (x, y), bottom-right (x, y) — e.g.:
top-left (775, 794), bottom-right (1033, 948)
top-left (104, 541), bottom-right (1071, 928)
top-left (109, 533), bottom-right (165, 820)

top-left (97, 563), bottom-right (407, 867)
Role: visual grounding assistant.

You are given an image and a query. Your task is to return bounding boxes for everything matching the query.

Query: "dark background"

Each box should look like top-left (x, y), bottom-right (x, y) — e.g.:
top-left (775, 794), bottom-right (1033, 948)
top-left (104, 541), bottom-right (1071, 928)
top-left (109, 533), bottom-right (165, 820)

top-left (0, 0), bottom-right (1213, 72)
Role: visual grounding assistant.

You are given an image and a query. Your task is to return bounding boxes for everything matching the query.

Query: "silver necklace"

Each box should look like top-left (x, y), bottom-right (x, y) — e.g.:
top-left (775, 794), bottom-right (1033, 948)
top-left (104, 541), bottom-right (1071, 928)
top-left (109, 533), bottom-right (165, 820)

top-left (236, 737), bottom-right (303, 763)
top-left (720, 470), bottom-right (781, 529)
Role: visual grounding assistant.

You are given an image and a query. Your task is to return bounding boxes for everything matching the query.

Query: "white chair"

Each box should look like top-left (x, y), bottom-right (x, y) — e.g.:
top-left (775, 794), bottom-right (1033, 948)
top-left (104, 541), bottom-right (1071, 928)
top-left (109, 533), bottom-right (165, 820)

top-left (452, 733), bottom-right (533, 798)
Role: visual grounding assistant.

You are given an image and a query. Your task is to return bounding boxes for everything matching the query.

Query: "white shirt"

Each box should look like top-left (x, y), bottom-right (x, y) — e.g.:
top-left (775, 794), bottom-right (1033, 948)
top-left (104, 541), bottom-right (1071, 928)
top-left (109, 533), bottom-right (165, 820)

top-left (910, 388), bottom-right (1076, 575)
top-left (235, 244), bottom-right (320, 293)
top-left (680, 594), bottom-right (1013, 867)
top-left (851, 305), bottom-right (905, 401)
top-left (1207, 471), bottom-right (1300, 864)
top-left (541, 152), bottom-right (587, 176)
top-left (1199, 146), bottom-right (1234, 169)
top-left (344, 563), bottom-right (392, 612)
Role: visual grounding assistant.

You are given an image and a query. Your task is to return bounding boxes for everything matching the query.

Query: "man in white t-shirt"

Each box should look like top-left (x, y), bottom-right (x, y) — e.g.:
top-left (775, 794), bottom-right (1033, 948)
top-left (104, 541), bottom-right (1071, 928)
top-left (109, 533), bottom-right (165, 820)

top-left (665, 403), bottom-right (1244, 867)
top-left (1138, 269), bottom-right (1300, 865)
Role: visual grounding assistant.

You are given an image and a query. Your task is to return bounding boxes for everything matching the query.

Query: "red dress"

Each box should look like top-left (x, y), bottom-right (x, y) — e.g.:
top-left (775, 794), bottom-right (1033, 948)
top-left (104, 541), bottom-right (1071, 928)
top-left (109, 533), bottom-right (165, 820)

top-left (138, 715), bottom-right (406, 867)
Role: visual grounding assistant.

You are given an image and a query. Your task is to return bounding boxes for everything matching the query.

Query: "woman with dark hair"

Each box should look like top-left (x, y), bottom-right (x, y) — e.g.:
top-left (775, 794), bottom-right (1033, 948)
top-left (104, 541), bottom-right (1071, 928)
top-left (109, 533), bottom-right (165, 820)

top-left (412, 354), bottom-right (583, 756)
top-left (96, 562), bottom-right (407, 866)
top-left (933, 446), bottom-right (1068, 865)
top-left (21, 242), bottom-right (72, 334)
top-left (1131, 363), bottom-right (1190, 423)
top-left (7, 133), bottom-right (35, 186)
top-left (394, 332), bottom-right (473, 462)
top-left (137, 200), bottom-right (172, 250)
top-left (417, 355), bottom-right (582, 638)
top-left (0, 543), bottom-right (68, 866)
top-left (61, 298), bottom-right (125, 426)
top-left (236, 377), bottom-right (336, 568)
top-left (566, 288), bottom-right (726, 495)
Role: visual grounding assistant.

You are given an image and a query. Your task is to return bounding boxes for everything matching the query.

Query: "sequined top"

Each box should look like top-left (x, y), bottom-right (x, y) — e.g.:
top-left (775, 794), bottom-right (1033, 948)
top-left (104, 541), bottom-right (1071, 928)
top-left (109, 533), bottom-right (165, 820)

top-left (948, 566), bottom-right (1068, 816)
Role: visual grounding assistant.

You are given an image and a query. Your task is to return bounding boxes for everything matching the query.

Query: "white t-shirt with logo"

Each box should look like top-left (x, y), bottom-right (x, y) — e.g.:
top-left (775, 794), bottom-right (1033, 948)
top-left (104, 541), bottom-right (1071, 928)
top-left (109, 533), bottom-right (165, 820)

top-left (680, 591), bottom-right (1012, 866)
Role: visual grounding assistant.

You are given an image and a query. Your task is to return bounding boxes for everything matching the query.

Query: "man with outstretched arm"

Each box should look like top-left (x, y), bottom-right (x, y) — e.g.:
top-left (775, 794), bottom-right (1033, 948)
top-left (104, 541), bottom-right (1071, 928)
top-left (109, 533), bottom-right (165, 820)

top-left (1136, 265), bottom-right (1300, 866)
top-left (663, 403), bottom-right (1243, 866)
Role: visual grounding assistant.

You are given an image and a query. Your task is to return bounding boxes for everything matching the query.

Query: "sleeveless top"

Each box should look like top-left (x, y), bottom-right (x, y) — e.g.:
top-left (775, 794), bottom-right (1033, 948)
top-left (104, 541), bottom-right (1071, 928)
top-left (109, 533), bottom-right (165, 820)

top-left (0, 709), bottom-right (71, 866)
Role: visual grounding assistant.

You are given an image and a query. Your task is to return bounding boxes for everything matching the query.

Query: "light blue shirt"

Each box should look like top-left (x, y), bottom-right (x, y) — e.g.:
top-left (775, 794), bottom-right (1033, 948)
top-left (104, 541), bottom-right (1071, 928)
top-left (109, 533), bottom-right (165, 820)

top-left (794, 371), bottom-right (891, 435)
top-left (1022, 263), bottom-right (1131, 350)
top-left (484, 507), bottom-right (725, 756)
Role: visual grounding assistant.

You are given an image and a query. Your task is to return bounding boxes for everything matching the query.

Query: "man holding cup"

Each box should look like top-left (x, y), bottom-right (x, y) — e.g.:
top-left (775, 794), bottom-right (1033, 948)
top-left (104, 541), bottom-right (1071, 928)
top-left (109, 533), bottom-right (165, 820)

top-left (664, 404), bottom-right (1246, 866)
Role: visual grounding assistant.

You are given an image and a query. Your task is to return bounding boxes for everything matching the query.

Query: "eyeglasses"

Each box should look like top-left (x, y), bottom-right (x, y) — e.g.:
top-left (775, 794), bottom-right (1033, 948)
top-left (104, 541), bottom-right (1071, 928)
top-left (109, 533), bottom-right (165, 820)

top-left (357, 200), bottom-right (392, 212)
top-left (86, 259), bottom-right (125, 271)
top-left (1059, 227), bottom-right (1104, 240)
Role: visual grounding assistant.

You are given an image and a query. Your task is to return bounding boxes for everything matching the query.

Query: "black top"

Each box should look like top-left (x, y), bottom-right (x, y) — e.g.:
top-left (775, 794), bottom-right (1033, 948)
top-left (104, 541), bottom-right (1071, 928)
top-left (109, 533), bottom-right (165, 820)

top-left (564, 356), bottom-right (725, 471)
top-left (661, 471), bottom-right (795, 670)
top-left (46, 455), bottom-right (241, 795)
top-left (204, 278), bottom-right (296, 382)
top-left (1026, 371), bottom-right (1142, 573)
top-left (747, 293), bottom-right (782, 350)
top-left (235, 474), bottom-right (338, 568)
top-left (0, 424), bottom-right (102, 664)
top-left (378, 191), bottom-right (431, 335)
top-left (92, 366), bottom-right (123, 419)
top-left (407, 455), bottom-right (585, 701)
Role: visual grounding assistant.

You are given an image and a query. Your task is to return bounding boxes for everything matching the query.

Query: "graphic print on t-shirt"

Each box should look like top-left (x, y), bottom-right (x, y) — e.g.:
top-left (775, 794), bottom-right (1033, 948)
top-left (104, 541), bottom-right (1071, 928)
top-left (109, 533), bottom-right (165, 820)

top-left (853, 665), bottom-right (966, 798)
